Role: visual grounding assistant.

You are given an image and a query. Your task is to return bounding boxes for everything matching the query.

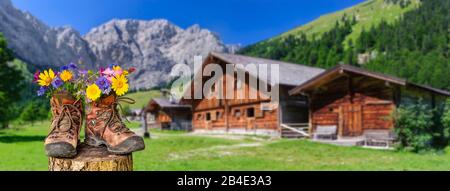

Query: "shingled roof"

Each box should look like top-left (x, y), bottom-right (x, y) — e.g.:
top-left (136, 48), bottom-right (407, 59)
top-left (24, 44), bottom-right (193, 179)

top-left (210, 52), bottom-right (325, 86)
top-left (289, 64), bottom-right (450, 97)
top-left (151, 98), bottom-right (192, 109)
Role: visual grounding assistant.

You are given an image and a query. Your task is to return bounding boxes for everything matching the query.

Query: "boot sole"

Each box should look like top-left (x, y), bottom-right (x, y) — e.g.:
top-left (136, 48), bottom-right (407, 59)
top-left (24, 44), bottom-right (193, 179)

top-left (45, 142), bottom-right (77, 158)
top-left (85, 136), bottom-right (145, 155)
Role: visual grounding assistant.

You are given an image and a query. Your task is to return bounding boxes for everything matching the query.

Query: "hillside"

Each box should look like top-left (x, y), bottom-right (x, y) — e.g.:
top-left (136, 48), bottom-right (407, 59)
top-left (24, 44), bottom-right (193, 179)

top-left (123, 90), bottom-right (162, 110)
top-left (240, 0), bottom-right (421, 61)
top-left (240, 0), bottom-right (450, 91)
top-left (278, 0), bottom-right (420, 46)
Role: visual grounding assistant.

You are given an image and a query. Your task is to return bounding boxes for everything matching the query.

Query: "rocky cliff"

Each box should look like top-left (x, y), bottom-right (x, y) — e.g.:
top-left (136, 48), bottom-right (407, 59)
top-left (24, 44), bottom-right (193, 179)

top-left (0, 0), bottom-right (237, 89)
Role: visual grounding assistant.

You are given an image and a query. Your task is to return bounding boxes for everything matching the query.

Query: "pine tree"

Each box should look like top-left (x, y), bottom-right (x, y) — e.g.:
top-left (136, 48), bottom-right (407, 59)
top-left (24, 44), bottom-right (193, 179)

top-left (239, 0), bottom-right (449, 90)
top-left (19, 101), bottom-right (40, 125)
top-left (0, 33), bottom-right (24, 128)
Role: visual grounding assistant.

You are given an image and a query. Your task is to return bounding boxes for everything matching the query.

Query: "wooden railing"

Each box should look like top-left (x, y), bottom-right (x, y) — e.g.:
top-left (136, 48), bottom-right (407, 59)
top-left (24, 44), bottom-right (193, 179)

top-left (280, 123), bottom-right (310, 137)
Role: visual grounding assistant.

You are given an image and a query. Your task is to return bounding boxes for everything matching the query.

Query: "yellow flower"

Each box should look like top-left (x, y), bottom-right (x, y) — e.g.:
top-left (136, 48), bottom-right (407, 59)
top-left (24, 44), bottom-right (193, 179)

top-left (113, 66), bottom-right (122, 71)
top-left (37, 69), bottom-right (56, 87)
top-left (111, 74), bottom-right (129, 96)
top-left (86, 84), bottom-right (102, 101)
top-left (59, 70), bottom-right (73, 82)
top-left (113, 66), bottom-right (124, 76)
top-left (115, 65), bottom-right (131, 76)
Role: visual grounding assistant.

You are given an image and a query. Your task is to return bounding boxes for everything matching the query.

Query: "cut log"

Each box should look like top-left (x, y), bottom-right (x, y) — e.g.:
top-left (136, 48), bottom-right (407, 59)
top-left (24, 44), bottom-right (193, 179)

top-left (48, 144), bottom-right (133, 171)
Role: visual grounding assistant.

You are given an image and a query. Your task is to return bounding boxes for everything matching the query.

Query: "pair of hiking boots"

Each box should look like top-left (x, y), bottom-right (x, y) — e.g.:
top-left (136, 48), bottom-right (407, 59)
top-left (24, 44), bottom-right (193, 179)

top-left (44, 92), bottom-right (145, 158)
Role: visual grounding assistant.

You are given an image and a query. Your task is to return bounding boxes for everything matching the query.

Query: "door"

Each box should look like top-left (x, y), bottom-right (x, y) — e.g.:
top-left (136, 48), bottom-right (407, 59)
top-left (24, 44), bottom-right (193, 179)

top-left (340, 104), bottom-right (362, 136)
top-left (246, 107), bottom-right (256, 130)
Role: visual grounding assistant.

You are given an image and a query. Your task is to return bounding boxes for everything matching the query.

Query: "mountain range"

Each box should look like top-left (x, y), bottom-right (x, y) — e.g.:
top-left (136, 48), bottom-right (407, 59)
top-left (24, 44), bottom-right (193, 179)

top-left (0, 0), bottom-right (238, 89)
top-left (2, 0), bottom-right (447, 91)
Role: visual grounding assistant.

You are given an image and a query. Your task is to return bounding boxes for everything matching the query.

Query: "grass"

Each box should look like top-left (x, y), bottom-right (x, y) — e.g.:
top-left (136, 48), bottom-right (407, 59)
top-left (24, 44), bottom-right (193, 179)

top-left (122, 90), bottom-right (161, 109)
top-left (275, 0), bottom-right (420, 47)
top-left (1, 121), bottom-right (449, 171)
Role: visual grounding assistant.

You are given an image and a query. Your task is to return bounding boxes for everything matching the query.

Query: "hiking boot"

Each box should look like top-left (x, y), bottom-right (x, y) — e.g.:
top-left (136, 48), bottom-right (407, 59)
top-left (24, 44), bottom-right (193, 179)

top-left (45, 92), bottom-right (82, 158)
top-left (85, 95), bottom-right (145, 154)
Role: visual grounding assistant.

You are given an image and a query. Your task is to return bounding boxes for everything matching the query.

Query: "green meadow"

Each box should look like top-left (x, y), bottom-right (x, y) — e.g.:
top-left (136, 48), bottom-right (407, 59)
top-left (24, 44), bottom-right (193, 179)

top-left (122, 90), bottom-right (162, 109)
top-left (1, 121), bottom-right (449, 171)
top-left (277, 0), bottom-right (420, 46)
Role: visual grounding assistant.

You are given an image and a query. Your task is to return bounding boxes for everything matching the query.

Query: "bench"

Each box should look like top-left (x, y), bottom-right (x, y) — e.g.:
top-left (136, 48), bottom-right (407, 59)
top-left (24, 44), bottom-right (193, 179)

top-left (363, 129), bottom-right (396, 148)
top-left (313, 125), bottom-right (337, 140)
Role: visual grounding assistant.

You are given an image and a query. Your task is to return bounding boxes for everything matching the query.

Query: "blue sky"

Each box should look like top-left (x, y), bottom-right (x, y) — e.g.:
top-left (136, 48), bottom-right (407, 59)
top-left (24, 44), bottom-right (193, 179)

top-left (11, 0), bottom-right (365, 45)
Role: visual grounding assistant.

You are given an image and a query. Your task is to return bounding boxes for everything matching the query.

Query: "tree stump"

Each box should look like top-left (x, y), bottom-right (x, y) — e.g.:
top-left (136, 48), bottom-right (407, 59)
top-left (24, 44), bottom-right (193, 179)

top-left (48, 144), bottom-right (133, 171)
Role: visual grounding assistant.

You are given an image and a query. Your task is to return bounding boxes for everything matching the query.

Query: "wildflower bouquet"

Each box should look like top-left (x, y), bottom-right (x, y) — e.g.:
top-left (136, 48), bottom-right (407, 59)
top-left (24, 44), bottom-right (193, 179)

top-left (33, 62), bottom-right (135, 101)
top-left (84, 64), bottom-right (135, 102)
top-left (33, 62), bottom-right (86, 99)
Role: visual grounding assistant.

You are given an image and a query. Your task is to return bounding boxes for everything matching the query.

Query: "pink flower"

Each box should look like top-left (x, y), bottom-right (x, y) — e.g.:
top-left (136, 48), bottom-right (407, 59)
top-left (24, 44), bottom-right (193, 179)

top-left (102, 68), bottom-right (115, 76)
top-left (99, 67), bottom-right (105, 76)
top-left (114, 70), bottom-right (123, 76)
top-left (33, 70), bottom-right (40, 83)
top-left (113, 66), bottom-right (123, 76)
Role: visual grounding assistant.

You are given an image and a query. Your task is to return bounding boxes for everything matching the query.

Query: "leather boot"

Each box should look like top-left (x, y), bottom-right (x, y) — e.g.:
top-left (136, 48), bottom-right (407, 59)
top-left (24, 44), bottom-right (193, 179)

top-left (85, 95), bottom-right (145, 154)
top-left (45, 92), bottom-right (82, 158)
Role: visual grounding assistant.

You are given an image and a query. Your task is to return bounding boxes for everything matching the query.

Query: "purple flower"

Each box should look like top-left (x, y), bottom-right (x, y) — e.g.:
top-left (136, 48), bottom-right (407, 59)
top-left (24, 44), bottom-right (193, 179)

top-left (95, 76), bottom-right (111, 94)
top-left (78, 69), bottom-right (88, 75)
top-left (68, 62), bottom-right (77, 70)
top-left (52, 77), bottom-right (63, 88)
top-left (102, 87), bottom-right (112, 94)
top-left (37, 86), bottom-right (47, 96)
top-left (60, 65), bottom-right (69, 71)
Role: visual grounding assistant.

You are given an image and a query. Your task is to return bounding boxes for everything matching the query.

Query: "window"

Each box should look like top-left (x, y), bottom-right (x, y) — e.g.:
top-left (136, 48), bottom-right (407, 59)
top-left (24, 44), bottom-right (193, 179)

top-left (206, 112), bottom-right (211, 121)
top-left (234, 109), bottom-right (241, 117)
top-left (148, 114), bottom-right (156, 122)
top-left (196, 113), bottom-right (202, 120)
top-left (247, 107), bottom-right (255, 118)
top-left (216, 111), bottom-right (221, 119)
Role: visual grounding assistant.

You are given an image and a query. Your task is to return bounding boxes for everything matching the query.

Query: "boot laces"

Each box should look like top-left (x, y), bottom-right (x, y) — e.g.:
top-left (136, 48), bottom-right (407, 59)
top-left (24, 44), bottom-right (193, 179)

top-left (51, 101), bottom-right (81, 135)
top-left (103, 97), bottom-right (135, 134)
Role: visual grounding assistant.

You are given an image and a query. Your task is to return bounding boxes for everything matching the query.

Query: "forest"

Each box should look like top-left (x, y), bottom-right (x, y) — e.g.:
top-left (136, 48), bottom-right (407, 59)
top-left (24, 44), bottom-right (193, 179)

top-left (239, 0), bottom-right (450, 90)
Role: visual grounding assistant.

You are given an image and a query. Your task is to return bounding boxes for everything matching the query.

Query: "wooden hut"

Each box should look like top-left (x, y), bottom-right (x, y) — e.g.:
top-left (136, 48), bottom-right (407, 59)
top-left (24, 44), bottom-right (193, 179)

top-left (144, 98), bottom-right (192, 131)
top-left (181, 52), bottom-right (324, 137)
top-left (289, 64), bottom-right (450, 142)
